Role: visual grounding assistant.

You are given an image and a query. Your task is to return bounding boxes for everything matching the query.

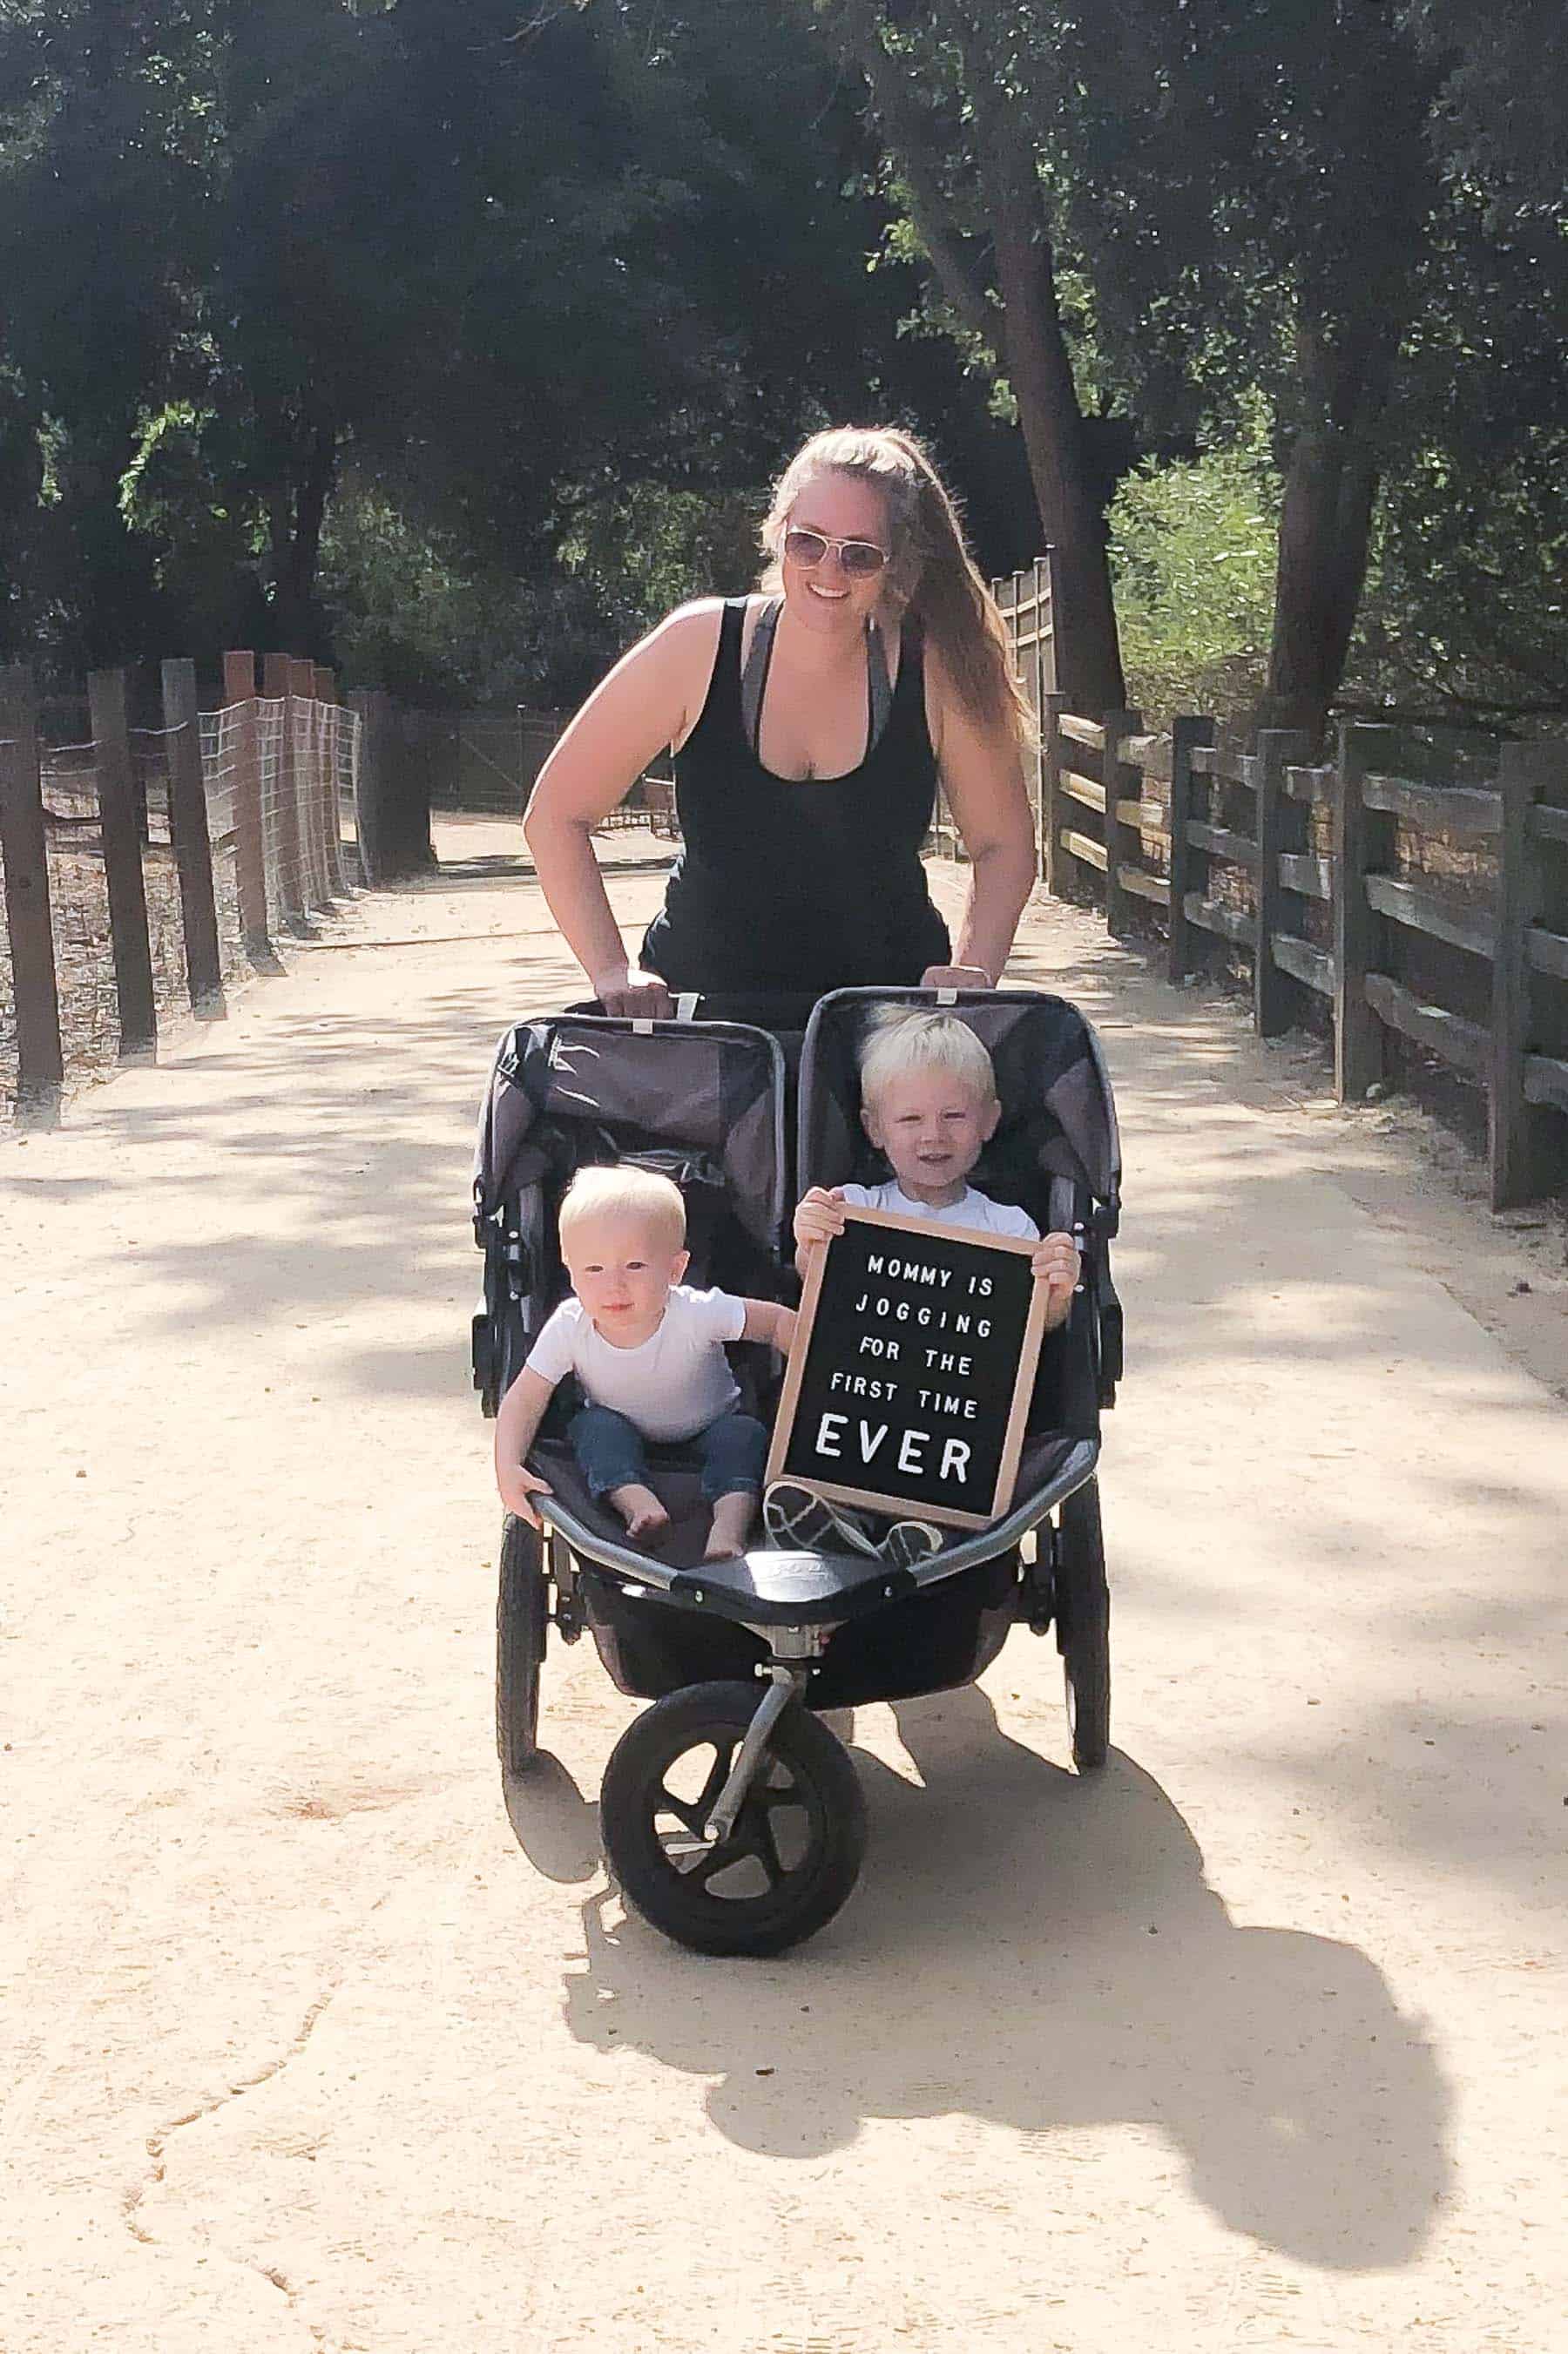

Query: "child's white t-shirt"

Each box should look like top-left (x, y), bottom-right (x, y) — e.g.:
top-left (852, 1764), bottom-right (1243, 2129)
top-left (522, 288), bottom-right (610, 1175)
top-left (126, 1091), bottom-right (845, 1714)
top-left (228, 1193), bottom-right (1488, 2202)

top-left (525, 1284), bottom-right (746, 1442)
top-left (840, 1180), bottom-right (1039, 1241)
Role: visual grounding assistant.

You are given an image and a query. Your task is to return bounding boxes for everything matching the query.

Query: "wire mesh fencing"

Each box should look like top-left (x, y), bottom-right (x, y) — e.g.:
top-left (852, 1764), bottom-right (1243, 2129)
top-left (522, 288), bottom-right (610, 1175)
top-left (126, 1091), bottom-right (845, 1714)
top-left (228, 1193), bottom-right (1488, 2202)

top-left (1, 659), bottom-right (363, 1120)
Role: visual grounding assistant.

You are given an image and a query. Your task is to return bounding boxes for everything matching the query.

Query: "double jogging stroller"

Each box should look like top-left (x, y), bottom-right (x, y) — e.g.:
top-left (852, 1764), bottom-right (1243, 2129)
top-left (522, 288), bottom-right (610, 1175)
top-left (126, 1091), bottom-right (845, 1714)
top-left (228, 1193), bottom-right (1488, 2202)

top-left (471, 986), bottom-right (1123, 1955)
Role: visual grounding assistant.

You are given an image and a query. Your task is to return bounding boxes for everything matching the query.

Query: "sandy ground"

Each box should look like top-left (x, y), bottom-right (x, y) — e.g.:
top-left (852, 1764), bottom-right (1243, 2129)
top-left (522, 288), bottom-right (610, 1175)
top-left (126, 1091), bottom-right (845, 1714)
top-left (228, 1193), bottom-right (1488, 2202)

top-left (2, 814), bottom-right (1565, 2353)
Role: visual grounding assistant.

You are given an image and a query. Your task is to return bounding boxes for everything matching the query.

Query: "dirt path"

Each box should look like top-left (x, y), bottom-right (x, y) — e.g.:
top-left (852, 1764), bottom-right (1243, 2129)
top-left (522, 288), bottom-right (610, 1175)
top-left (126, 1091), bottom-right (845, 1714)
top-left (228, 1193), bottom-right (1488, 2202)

top-left (3, 822), bottom-right (1565, 2353)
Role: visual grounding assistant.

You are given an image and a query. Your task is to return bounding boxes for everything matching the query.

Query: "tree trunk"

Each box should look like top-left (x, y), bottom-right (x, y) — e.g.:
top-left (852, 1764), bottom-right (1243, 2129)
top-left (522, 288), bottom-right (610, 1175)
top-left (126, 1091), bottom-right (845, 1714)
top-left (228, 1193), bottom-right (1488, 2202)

top-left (269, 419), bottom-right (337, 656)
top-left (828, 3), bottom-right (1125, 716)
top-left (1260, 424), bottom-right (1380, 745)
top-left (988, 134), bottom-right (1125, 716)
top-left (1258, 323), bottom-right (1392, 745)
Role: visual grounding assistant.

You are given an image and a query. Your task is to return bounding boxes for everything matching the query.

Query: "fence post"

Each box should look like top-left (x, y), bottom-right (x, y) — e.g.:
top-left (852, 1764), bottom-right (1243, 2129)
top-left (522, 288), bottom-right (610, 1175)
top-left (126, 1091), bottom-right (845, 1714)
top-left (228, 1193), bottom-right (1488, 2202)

top-left (161, 659), bottom-right (225, 1019)
top-left (262, 652), bottom-right (307, 927)
top-left (1167, 714), bottom-right (1214, 987)
top-left (1490, 741), bottom-right (1548, 1210)
top-left (0, 662), bottom-right (64, 1120)
top-left (1102, 708), bottom-right (1142, 937)
top-left (1043, 545), bottom-right (1064, 694)
top-left (1024, 558), bottom-right (1047, 874)
top-left (1333, 720), bottom-right (1396, 1099)
top-left (314, 666), bottom-right (349, 895)
top-left (1040, 690), bottom-right (1065, 895)
top-left (349, 689), bottom-right (388, 886)
top-left (1254, 727), bottom-right (1313, 1036)
top-left (88, 666), bottom-right (158, 1062)
top-left (286, 654), bottom-right (328, 910)
top-left (223, 650), bottom-right (269, 957)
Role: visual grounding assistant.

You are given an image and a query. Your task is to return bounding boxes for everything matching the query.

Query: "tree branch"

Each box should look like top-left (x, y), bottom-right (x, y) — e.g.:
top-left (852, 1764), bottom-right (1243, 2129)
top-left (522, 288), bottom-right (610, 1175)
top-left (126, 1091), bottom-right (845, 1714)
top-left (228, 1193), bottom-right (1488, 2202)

top-left (822, 1), bottom-right (997, 344)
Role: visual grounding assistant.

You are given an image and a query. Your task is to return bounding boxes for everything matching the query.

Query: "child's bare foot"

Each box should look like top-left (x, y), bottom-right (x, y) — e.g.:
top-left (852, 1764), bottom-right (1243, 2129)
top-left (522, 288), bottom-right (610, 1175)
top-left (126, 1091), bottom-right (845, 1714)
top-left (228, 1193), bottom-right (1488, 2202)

top-left (608, 1484), bottom-right (670, 1545)
top-left (704, 1490), bottom-right (756, 1559)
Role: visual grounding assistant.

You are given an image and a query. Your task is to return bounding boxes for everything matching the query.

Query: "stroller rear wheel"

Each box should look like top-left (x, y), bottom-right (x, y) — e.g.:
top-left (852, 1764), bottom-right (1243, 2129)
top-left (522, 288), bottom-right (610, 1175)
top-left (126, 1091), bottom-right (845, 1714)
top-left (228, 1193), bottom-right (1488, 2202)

top-left (1056, 1478), bottom-right (1111, 1771)
top-left (496, 1514), bottom-right (548, 1777)
top-left (600, 1680), bottom-right (866, 1957)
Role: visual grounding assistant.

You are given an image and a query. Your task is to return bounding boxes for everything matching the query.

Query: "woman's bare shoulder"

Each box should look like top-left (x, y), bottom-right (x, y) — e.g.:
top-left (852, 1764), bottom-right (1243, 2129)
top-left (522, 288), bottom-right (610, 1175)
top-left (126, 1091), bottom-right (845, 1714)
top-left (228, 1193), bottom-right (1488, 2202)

top-left (648, 595), bottom-right (730, 649)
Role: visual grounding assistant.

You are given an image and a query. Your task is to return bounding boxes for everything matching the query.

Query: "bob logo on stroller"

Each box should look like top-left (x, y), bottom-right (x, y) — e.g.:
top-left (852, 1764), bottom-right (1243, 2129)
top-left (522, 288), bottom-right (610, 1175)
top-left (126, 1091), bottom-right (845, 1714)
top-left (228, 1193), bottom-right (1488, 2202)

top-left (767, 1206), bottom-right (1048, 1529)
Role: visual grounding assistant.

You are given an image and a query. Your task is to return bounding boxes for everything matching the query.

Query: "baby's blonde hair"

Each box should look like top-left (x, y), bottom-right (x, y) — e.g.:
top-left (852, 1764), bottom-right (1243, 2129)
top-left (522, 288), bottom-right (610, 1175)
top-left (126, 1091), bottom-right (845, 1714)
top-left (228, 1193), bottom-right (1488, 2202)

top-left (558, 1165), bottom-right (686, 1253)
top-left (858, 1008), bottom-right (998, 1114)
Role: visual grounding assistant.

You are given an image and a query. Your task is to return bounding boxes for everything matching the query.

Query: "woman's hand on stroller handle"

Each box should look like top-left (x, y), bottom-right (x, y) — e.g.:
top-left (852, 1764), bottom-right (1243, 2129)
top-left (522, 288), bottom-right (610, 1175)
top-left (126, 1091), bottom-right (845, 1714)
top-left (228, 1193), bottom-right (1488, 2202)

top-left (592, 964), bottom-right (676, 1021)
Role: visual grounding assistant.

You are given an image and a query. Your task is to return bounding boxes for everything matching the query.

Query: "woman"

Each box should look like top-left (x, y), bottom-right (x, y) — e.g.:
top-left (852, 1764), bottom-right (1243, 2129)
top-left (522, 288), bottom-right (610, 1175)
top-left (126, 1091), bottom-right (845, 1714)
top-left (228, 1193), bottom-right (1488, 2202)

top-left (524, 425), bottom-right (1038, 1016)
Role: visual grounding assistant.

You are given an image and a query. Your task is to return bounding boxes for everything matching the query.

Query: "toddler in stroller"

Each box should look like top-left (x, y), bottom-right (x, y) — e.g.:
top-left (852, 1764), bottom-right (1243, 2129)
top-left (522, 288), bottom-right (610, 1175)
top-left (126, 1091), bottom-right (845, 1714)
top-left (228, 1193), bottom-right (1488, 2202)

top-left (494, 1164), bottom-right (795, 1557)
top-left (768, 1007), bottom-right (1081, 1562)
top-left (472, 984), bottom-right (1123, 1956)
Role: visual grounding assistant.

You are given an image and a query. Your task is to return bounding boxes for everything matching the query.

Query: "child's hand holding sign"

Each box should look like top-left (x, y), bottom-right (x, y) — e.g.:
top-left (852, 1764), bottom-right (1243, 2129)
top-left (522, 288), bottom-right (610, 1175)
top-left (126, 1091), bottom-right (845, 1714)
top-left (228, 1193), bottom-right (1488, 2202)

top-left (1031, 1231), bottom-right (1080, 1325)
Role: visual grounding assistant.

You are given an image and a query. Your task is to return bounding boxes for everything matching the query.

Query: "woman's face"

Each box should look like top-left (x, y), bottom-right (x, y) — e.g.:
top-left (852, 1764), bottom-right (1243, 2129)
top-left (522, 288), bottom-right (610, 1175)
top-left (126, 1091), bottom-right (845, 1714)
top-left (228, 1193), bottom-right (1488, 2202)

top-left (779, 471), bottom-right (893, 636)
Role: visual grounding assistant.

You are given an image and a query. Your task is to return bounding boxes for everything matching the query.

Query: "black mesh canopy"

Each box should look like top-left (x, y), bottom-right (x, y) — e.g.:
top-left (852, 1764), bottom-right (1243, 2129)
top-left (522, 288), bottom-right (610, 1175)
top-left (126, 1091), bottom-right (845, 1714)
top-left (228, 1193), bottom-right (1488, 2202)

top-left (474, 1013), bottom-right (789, 1255)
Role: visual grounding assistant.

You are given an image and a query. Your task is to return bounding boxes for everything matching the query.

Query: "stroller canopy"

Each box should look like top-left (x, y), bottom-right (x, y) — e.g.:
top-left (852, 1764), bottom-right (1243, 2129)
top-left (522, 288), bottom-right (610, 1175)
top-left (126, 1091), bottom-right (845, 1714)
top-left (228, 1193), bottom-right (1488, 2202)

top-left (474, 1013), bottom-right (789, 1254)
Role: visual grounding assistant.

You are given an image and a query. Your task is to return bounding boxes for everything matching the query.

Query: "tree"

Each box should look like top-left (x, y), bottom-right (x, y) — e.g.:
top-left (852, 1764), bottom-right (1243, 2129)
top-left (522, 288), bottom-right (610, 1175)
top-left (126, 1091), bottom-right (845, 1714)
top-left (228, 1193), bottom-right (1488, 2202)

top-left (809, 0), bottom-right (1129, 713)
top-left (0, 0), bottom-right (218, 666)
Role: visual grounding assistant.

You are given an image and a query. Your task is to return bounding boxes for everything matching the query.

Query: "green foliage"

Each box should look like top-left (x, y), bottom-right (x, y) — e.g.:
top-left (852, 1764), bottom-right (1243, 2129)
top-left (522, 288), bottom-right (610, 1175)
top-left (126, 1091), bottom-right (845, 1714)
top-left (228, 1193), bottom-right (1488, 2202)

top-left (2, 0), bottom-right (1565, 730)
top-left (320, 475), bottom-right (761, 708)
top-left (1107, 429), bottom-right (1278, 730)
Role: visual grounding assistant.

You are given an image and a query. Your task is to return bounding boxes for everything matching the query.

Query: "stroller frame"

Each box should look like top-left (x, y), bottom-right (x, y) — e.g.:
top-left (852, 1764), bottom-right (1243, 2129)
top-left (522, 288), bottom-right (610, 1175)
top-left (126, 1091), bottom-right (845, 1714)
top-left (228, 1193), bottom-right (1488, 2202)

top-left (475, 986), bottom-right (1121, 1955)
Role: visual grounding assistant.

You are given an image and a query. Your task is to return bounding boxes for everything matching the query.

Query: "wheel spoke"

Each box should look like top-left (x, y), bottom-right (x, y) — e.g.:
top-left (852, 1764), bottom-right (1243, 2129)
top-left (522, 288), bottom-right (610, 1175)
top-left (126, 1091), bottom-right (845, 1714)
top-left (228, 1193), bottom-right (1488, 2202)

top-left (747, 1801), bottom-right (786, 1887)
top-left (657, 1784), bottom-right (710, 1842)
top-left (655, 1742), bottom-right (737, 1842)
top-left (687, 1838), bottom-right (745, 1889)
top-left (693, 1744), bottom-right (736, 1823)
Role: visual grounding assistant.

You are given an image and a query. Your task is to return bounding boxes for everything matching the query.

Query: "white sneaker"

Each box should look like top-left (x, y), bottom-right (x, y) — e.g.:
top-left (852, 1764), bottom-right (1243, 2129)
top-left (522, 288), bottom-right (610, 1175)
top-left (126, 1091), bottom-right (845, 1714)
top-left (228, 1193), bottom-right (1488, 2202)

top-left (881, 1520), bottom-right (944, 1571)
top-left (763, 1481), bottom-right (878, 1557)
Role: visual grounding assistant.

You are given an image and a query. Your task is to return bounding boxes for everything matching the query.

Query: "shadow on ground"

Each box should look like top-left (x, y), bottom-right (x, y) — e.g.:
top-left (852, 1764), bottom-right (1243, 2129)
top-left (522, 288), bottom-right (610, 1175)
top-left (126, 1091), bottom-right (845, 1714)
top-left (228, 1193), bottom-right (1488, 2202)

top-left (514, 1688), bottom-right (1450, 2269)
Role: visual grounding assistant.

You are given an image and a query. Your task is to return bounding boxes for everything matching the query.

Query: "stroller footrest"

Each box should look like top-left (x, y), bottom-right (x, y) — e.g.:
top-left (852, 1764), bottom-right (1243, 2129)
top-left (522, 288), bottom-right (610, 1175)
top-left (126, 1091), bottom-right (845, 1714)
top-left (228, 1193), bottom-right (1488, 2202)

top-left (667, 1549), bottom-right (914, 1627)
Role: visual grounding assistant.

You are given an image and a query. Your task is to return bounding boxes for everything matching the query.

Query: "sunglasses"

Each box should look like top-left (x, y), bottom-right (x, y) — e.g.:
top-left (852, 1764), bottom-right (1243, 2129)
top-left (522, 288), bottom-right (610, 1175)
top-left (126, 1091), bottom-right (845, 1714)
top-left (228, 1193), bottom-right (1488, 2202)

top-left (782, 526), bottom-right (890, 578)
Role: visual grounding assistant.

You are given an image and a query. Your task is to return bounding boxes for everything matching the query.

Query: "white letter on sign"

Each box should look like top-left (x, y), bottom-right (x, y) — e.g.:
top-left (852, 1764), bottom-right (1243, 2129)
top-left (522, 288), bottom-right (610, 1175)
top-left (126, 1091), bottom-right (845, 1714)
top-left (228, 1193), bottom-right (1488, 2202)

top-left (859, 1422), bottom-right (889, 1463)
top-left (939, 1437), bottom-right (971, 1484)
top-left (897, 1429), bottom-right (929, 1475)
top-left (816, 1412), bottom-right (847, 1458)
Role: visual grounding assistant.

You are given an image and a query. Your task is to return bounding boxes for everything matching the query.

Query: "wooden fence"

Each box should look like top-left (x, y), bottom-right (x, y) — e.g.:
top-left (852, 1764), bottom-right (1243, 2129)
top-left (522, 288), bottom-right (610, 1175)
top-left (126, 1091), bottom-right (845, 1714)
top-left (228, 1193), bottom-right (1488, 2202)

top-left (1031, 698), bottom-right (1568, 1210)
top-left (988, 551), bottom-right (1568, 1207)
top-left (0, 653), bottom-right (375, 1123)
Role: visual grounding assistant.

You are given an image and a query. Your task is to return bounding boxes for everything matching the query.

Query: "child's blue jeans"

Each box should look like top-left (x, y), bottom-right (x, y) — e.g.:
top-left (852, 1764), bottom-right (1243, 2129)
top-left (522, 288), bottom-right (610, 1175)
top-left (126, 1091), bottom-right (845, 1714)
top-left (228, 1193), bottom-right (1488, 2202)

top-left (569, 1404), bottom-right (767, 1502)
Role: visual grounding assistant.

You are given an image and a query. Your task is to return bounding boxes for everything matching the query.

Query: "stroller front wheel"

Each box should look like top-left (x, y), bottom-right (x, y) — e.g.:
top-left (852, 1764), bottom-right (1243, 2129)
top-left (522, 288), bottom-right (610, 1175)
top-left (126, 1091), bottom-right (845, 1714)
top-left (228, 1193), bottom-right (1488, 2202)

top-left (601, 1680), bottom-right (866, 1957)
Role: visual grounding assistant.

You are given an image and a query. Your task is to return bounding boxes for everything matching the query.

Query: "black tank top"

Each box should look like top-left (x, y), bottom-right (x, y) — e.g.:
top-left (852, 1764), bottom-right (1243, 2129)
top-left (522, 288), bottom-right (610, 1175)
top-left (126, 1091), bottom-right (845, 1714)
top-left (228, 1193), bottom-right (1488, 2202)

top-left (640, 598), bottom-right (950, 995)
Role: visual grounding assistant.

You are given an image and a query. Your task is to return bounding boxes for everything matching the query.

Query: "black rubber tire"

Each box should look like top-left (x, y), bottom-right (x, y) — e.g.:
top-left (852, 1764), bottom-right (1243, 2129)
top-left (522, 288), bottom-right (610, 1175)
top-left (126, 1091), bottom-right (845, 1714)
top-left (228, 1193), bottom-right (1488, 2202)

top-left (496, 1513), bottom-right (547, 1778)
top-left (1056, 1478), bottom-right (1112, 1771)
top-left (600, 1681), bottom-right (866, 1957)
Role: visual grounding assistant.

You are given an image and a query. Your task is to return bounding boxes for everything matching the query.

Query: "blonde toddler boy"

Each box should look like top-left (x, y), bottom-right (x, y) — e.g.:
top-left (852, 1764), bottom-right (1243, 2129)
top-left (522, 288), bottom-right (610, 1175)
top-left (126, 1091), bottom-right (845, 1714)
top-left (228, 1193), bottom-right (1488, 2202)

top-left (495, 1167), bottom-right (795, 1559)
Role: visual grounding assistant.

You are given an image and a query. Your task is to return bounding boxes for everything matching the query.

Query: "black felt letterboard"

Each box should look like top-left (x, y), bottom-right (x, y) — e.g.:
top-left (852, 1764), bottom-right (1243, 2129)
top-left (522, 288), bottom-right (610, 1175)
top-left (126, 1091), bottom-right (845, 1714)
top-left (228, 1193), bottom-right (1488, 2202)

top-left (766, 1207), bottom-right (1046, 1529)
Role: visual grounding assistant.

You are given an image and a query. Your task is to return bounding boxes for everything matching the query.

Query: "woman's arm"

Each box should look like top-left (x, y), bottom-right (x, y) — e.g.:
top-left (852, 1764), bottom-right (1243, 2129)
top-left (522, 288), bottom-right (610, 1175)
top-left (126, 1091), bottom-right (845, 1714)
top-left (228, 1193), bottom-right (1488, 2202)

top-left (524, 602), bottom-right (722, 1015)
top-left (923, 647), bottom-right (1037, 988)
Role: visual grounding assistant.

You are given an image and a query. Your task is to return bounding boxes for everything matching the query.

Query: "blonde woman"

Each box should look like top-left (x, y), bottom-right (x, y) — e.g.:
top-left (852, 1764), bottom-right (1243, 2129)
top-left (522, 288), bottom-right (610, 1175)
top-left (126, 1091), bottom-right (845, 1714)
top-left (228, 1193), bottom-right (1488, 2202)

top-left (524, 425), bottom-right (1037, 1014)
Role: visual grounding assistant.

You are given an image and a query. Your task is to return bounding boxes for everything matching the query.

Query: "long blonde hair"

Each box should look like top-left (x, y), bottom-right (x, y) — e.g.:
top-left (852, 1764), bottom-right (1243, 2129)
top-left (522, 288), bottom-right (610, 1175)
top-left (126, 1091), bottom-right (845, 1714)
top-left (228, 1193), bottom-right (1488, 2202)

top-left (758, 425), bottom-right (1035, 752)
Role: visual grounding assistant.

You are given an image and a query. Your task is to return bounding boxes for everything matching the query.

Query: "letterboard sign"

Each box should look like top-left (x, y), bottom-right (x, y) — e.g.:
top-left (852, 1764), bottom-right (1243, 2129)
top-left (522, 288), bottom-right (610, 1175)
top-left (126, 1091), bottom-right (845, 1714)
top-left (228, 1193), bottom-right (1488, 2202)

top-left (766, 1207), bottom-right (1047, 1530)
